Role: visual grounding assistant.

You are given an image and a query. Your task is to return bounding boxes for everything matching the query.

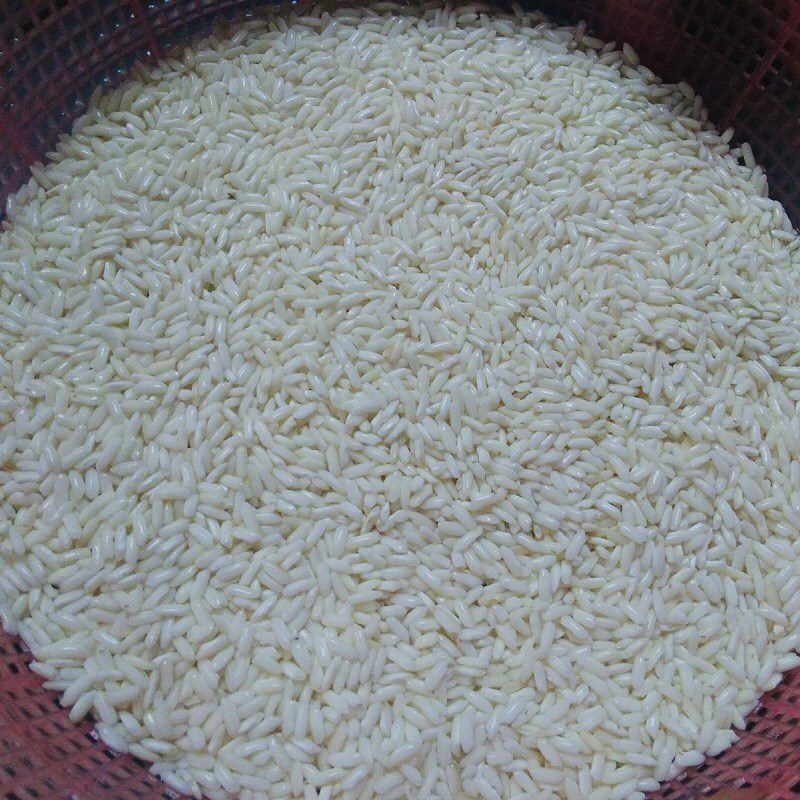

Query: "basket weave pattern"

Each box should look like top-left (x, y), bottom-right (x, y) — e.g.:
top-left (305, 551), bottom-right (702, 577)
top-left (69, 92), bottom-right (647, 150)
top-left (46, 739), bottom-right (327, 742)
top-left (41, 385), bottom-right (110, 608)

top-left (1, 1), bottom-right (800, 798)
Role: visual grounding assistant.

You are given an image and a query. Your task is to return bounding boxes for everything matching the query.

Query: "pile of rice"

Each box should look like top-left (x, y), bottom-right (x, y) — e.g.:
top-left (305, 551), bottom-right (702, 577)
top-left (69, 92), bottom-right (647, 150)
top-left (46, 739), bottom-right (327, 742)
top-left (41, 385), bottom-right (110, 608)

top-left (2, 4), bottom-right (800, 800)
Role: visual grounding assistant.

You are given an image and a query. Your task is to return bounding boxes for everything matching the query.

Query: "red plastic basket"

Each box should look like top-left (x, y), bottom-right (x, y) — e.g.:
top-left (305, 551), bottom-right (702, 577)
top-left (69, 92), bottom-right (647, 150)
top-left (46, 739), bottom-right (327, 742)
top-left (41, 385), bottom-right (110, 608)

top-left (1, 2), bottom-right (800, 799)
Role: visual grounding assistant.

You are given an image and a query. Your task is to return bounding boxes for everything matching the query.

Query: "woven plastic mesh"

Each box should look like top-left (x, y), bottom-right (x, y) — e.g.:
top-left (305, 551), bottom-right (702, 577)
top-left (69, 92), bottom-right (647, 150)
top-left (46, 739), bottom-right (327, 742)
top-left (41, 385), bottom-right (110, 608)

top-left (1, 1), bottom-right (800, 799)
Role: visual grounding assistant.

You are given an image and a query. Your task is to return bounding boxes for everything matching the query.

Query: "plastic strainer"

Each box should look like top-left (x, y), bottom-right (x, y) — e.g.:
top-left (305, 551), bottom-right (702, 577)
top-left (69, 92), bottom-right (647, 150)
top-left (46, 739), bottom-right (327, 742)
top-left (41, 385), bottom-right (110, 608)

top-left (1, 1), bottom-right (800, 799)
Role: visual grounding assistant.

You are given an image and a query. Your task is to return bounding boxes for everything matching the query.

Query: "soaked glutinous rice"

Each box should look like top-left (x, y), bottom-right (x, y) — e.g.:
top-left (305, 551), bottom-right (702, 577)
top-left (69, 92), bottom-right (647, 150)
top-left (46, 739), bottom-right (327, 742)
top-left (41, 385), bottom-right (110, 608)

top-left (2, 3), bottom-right (800, 799)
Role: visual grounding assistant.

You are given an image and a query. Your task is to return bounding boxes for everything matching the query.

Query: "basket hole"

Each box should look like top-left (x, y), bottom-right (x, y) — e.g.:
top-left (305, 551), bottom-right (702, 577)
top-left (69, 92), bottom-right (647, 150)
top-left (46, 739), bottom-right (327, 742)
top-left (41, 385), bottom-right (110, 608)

top-left (684, 16), bottom-right (702, 38)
